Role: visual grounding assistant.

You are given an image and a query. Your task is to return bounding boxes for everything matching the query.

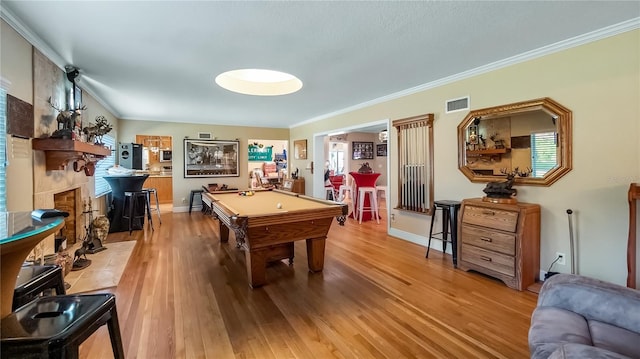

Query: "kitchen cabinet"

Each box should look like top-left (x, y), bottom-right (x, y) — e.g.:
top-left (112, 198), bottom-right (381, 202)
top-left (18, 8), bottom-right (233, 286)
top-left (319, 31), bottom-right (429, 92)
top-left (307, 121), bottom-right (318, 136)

top-left (136, 135), bottom-right (172, 165)
top-left (144, 176), bottom-right (173, 204)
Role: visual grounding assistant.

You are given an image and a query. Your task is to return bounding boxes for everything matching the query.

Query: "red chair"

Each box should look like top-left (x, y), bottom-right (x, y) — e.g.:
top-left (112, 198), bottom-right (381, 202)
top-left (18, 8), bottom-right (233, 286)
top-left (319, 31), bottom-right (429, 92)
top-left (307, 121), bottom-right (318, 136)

top-left (329, 175), bottom-right (344, 192)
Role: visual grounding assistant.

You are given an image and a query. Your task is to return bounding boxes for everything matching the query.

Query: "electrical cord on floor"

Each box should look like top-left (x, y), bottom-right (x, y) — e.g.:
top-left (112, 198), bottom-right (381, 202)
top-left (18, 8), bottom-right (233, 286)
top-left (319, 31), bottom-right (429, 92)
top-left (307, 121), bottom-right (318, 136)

top-left (545, 255), bottom-right (562, 280)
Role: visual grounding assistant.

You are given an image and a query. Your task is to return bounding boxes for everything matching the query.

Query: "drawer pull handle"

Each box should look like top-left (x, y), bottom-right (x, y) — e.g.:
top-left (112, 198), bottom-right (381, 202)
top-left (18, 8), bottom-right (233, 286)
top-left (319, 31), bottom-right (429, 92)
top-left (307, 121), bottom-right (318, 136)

top-left (480, 237), bottom-right (492, 242)
top-left (480, 255), bottom-right (492, 262)
top-left (482, 210), bottom-right (496, 216)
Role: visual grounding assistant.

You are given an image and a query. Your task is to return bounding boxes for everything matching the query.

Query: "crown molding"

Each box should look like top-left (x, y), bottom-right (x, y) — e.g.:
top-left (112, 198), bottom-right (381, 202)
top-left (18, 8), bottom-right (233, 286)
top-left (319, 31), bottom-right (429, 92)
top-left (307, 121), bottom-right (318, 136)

top-left (1, 6), bottom-right (122, 118)
top-left (292, 17), bottom-right (640, 129)
top-left (1, 6), bottom-right (66, 70)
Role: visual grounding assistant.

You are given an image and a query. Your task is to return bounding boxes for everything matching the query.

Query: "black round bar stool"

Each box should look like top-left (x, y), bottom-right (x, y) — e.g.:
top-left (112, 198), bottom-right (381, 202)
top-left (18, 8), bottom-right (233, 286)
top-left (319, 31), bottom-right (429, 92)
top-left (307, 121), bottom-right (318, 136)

top-left (189, 189), bottom-right (204, 214)
top-left (1, 293), bottom-right (125, 358)
top-left (426, 200), bottom-right (462, 267)
top-left (122, 190), bottom-right (153, 234)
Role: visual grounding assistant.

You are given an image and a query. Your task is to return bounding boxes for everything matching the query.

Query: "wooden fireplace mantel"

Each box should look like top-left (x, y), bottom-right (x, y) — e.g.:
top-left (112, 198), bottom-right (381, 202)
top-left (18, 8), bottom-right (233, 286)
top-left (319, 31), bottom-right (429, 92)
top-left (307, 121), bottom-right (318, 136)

top-left (32, 138), bottom-right (111, 171)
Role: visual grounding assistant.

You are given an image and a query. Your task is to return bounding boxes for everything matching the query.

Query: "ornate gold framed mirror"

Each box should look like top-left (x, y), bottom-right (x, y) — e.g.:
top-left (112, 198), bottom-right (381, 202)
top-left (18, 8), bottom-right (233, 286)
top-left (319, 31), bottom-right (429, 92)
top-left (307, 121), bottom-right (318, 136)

top-left (457, 97), bottom-right (572, 186)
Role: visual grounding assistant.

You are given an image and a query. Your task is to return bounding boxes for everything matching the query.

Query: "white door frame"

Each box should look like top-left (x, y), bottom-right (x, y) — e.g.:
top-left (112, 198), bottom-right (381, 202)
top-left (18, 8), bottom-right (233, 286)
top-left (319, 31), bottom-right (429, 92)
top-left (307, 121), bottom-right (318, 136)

top-left (311, 119), bottom-right (390, 202)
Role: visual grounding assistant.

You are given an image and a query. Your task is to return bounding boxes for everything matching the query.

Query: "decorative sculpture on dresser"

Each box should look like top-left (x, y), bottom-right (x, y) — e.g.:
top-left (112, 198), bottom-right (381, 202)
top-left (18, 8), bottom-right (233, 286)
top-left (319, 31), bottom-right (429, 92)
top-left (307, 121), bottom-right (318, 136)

top-left (483, 172), bottom-right (517, 199)
top-left (481, 167), bottom-right (531, 202)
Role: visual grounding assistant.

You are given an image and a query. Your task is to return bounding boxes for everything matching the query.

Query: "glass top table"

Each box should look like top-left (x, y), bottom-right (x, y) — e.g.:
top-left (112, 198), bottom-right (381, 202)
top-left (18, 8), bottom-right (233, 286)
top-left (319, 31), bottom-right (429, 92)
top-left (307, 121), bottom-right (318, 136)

top-left (0, 212), bottom-right (65, 318)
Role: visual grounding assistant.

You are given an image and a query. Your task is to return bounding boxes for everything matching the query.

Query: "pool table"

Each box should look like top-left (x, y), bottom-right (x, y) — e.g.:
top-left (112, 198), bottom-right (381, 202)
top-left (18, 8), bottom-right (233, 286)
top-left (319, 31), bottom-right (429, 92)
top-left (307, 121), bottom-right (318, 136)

top-left (204, 189), bottom-right (348, 287)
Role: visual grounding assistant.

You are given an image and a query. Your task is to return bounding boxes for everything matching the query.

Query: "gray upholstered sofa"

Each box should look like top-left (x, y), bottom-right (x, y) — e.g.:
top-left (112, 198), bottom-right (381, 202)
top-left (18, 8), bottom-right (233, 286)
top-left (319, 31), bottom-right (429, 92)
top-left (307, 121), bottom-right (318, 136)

top-left (529, 274), bottom-right (640, 359)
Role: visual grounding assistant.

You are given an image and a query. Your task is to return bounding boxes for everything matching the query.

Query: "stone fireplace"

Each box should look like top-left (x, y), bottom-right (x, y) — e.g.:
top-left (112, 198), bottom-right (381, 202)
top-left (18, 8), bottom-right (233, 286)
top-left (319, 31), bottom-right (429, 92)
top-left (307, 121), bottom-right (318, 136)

top-left (30, 48), bottom-right (101, 258)
top-left (32, 154), bottom-right (97, 257)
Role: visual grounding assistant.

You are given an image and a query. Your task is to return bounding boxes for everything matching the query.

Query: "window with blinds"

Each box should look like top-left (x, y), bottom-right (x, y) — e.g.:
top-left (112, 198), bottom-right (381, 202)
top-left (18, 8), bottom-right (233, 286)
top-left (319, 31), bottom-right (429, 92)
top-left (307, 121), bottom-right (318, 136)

top-left (94, 134), bottom-right (116, 197)
top-left (0, 89), bottom-right (6, 211)
top-left (392, 113), bottom-right (434, 215)
top-left (531, 131), bottom-right (557, 177)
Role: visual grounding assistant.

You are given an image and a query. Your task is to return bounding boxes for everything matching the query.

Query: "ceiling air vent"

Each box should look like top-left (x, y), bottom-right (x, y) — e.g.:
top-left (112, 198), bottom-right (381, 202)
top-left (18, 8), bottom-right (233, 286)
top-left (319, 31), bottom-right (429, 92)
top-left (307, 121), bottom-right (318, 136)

top-left (445, 96), bottom-right (469, 114)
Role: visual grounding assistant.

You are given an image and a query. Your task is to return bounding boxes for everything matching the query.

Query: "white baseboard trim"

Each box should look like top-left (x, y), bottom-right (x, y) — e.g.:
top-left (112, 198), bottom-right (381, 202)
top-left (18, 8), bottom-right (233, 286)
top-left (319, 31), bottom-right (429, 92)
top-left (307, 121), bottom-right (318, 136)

top-left (387, 227), bottom-right (453, 255)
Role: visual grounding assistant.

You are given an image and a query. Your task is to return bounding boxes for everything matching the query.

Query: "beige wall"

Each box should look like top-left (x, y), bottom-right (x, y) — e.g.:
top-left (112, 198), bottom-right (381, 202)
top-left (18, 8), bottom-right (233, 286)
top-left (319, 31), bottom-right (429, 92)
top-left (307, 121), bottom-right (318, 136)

top-left (2, 20), bottom-right (33, 211)
top-left (291, 30), bottom-right (640, 285)
top-left (117, 120), bottom-right (289, 209)
top-left (1, 19), bottom-right (121, 256)
top-left (343, 132), bottom-right (388, 186)
top-left (1, 20), bottom-right (32, 103)
top-left (3, 15), bottom-right (638, 285)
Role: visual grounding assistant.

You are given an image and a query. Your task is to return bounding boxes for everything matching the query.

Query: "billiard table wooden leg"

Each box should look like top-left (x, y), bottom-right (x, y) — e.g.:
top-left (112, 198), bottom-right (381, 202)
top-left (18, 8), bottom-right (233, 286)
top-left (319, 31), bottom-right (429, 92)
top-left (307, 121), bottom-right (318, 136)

top-left (246, 249), bottom-right (268, 288)
top-left (306, 237), bottom-right (326, 272)
top-left (219, 221), bottom-right (229, 242)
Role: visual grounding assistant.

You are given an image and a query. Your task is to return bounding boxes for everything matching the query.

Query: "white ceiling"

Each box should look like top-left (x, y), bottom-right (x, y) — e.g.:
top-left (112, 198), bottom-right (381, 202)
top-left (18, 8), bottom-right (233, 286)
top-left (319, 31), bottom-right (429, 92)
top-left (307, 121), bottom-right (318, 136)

top-left (2, 1), bottom-right (638, 129)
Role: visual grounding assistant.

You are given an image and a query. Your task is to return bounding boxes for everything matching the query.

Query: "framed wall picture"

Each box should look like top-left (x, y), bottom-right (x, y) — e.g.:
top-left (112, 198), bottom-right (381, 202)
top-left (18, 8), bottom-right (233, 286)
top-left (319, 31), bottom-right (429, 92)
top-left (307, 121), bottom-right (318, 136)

top-left (294, 139), bottom-right (307, 159)
top-left (376, 143), bottom-right (387, 157)
top-left (352, 141), bottom-right (374, 160)
top-left (184, 139), bottom-right (239, 178)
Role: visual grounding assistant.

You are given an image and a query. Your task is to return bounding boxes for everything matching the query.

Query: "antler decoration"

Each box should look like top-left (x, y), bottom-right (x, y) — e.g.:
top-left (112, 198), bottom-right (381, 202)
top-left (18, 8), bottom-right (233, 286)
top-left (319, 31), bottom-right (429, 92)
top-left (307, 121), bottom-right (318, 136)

top-left (82, 115), bottom-right (113, 145)
top-left (48, 96), bottom-right (86, 139)
top-left (47, 96), bottom-right (65, 113)
top-left (500, 167), bottom-right (533, 178)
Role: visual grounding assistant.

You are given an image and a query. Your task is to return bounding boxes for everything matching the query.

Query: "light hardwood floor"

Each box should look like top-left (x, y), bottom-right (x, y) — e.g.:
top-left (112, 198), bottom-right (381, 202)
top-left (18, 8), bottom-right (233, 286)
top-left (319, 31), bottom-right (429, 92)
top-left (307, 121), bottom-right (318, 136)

top-left (79, 207), bottom-right (538, 358)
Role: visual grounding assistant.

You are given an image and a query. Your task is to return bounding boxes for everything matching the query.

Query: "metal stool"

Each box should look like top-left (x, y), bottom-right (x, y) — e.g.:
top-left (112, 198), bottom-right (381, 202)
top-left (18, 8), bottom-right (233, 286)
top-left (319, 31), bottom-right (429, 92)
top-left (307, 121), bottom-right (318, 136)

top-left (338, 184), bottom-right (351, 202)
top-left (123, 190), bottom-right (152, 234)
top-left (426, 200), bottom-right (462, 267)
top-left (375, 185), bottom-right (387, 209)
top-left (143, 188), bottom-right (162, 225)
top-left (189, 189), bottom-right (204, 214)
top-left (13, 265), bottom-right (66, 311)
top-left (357, 186), bottom-right (379, 224)
top-left (1, 293), bottom-right (125, 359)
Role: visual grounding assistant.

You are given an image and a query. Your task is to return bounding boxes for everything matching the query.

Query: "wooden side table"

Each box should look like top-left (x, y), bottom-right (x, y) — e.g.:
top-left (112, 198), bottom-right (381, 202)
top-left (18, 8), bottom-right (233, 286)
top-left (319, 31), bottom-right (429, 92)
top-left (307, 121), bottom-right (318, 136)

top-left (282, 178), bottom-right (305, 195)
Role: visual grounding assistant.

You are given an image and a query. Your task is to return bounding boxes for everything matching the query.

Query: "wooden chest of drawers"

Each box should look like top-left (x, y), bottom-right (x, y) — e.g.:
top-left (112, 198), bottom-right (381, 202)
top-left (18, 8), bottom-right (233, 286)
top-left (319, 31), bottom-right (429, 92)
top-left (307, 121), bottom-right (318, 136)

top-left (457, 198), bottom-right (540, 291)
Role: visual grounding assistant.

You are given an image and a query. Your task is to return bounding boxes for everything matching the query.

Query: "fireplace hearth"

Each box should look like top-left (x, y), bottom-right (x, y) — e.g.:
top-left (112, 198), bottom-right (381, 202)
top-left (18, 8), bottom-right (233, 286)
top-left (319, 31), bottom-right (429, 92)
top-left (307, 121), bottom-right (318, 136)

top-left (53, 188), bottom-right (81, 246)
